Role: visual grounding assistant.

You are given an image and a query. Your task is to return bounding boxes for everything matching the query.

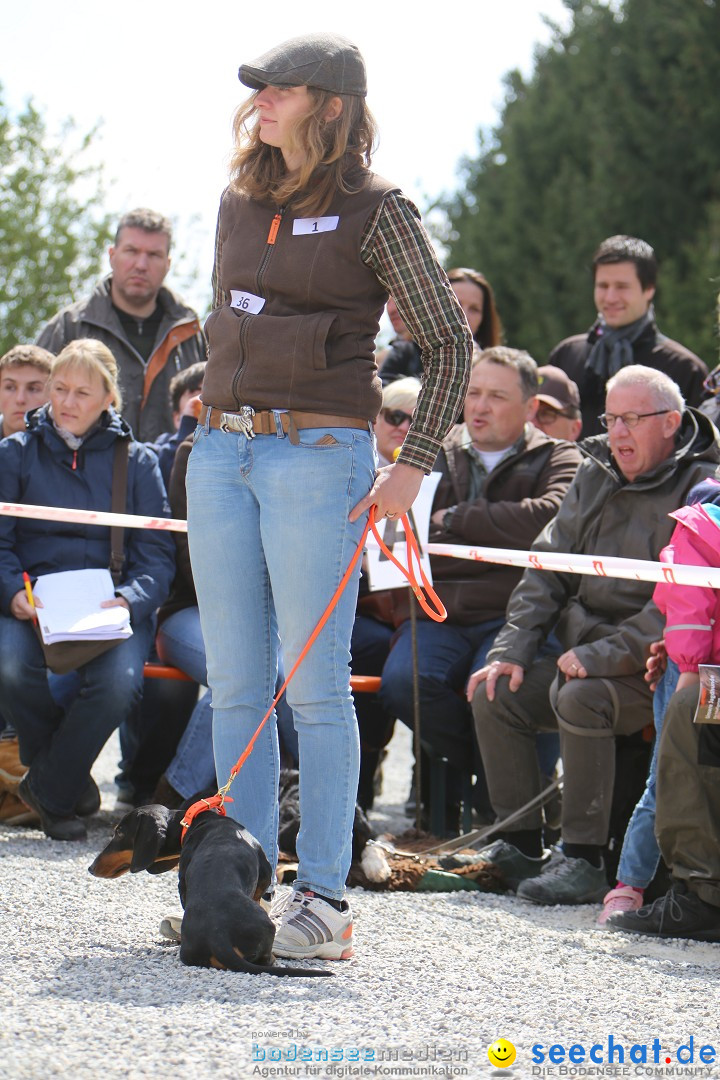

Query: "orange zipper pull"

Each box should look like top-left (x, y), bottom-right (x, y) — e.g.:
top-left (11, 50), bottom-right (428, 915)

top-left (267, 213), bottom-right (282, 245)
top-left (72, 450), bottom-right (78, 471)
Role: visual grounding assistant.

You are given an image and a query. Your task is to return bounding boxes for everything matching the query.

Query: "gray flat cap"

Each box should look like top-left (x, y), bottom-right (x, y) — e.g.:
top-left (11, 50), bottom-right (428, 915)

top-left (239, 32), bottom-right (367, 97)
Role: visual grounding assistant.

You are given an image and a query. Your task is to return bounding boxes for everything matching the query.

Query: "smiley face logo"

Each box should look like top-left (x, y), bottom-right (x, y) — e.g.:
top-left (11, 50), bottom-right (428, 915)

top-left (488, 1039), bottom-right (516, 1068)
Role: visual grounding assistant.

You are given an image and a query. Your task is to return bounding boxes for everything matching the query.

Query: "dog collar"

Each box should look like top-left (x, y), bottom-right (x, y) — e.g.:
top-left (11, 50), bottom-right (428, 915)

top-left (180, 794), bottom-right (233, 843)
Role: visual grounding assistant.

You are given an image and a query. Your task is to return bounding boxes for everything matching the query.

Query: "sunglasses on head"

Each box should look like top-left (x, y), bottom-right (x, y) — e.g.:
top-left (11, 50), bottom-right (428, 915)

top-left (381, 408), bottom-right (413, 427)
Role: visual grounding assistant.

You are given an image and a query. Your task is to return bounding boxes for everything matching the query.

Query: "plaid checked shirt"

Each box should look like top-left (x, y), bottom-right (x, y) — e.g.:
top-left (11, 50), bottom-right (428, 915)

top-left (211, 189), bottom-right (472, 474)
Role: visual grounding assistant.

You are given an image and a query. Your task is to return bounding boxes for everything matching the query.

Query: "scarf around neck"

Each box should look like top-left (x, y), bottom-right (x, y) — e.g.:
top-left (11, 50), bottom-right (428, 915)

top-left (585, 306), bottom-right (655, 382)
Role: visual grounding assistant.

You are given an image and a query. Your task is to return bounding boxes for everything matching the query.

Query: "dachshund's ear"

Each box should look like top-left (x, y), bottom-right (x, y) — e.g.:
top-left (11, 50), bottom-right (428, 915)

top-left (129, 806), bottom-right (181, 873)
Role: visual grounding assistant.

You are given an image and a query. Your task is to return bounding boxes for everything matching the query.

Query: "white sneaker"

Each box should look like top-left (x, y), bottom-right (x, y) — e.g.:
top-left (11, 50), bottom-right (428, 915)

top-left (273, 889), bottom-right (354, 960)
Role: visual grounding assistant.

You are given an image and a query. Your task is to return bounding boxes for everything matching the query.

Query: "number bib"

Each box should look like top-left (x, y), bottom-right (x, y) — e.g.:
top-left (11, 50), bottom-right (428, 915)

top-left (230, 290), bottom-right (266, 315)
top-left (292, 216), bottom-right (340, 235)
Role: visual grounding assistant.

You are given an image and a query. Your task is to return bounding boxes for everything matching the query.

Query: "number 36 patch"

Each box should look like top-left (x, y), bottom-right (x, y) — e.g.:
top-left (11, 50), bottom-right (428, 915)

top-left (229, 290), bottom-right (265, 314)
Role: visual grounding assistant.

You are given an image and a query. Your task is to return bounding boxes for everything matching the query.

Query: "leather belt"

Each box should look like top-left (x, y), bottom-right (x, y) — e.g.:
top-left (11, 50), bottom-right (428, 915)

top-left (199, 404), bottom-right (368, 445)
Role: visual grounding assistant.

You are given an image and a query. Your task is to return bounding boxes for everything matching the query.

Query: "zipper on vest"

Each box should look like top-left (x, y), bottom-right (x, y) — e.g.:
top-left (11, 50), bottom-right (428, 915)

top-left (231, 316), bottom-right (252, 408)
top-left (229, 206), bottom-right (284, 407)
top-left (256, 207), bottom-right (285, 295)
top-left (267, 213), bottom-right (282, 245)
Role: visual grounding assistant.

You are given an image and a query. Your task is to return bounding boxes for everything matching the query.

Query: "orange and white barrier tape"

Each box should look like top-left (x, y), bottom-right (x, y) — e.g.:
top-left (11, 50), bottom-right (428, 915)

top-left (0, 502), bottom-right (187, 533)
top-left (427, 542), bottom-right (720, 589)
top-left (2, 502), bottom-right (719, 588)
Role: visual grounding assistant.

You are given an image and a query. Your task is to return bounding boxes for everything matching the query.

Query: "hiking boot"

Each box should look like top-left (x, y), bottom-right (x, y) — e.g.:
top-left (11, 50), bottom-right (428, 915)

top-left (473, 838), bottom-right (552, 891)
top-left (17, 776), bottom-right (87, 842)
top-left (159, 914), bottom-right (183, 943)
top-left (150, 774), bottom-right (185, 810)
top-left (0, 737), bottom-right (26, 794)
top-left (597, 885), bottom-right (644, 927)
top-left (75, 777), bottom-right (101, 818)
top-left (273, 889), bottom-right (354, 960)
top-left (0, 789), bottom-right (39, 826)
top-left (517, 852), bottom-right (607, 905)
top-left (605, 882), bottom-right (720, 942)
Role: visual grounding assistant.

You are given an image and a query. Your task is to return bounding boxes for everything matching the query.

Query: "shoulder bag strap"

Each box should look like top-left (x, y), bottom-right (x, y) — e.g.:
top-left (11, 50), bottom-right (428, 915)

top-left (109, 439), bottom-right (130, 586)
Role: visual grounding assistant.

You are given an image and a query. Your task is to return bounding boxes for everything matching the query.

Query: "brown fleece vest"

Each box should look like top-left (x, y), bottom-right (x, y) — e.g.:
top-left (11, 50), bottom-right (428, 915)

top-left (202, 170), bottom-right (398, 421)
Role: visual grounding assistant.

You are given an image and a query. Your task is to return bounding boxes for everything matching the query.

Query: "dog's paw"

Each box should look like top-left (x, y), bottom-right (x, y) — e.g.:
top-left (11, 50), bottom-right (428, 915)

top-left (360, 840), bottom-right (392, 883)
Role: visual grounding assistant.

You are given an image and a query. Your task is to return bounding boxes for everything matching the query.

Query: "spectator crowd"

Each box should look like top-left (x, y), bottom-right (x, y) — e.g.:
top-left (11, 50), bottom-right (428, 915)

top-left (1, 210), bottom-right (719, 946)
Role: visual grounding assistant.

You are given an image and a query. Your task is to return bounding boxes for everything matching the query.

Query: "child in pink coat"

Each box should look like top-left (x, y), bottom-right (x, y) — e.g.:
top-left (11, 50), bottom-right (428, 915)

top-left (598, 490), bottom-right (720, 925)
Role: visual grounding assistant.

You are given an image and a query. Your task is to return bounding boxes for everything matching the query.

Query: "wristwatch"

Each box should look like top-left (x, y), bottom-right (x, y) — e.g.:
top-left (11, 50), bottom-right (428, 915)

top-left (442, 506), bottom-right (457, 531)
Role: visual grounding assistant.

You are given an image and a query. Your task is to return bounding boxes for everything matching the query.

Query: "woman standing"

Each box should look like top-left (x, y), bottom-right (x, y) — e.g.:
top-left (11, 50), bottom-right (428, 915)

top-left (187, 32), bottom-right (472, 960)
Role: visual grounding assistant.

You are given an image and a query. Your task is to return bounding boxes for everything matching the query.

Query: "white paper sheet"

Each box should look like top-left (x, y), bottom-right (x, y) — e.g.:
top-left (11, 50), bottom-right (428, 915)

top-left (32, 568), bottom-right (133, 644)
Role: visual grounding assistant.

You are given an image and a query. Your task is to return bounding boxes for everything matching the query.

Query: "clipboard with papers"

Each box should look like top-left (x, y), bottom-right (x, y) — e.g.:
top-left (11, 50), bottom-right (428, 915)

top-left (32, 568), bottom-right (133, 644)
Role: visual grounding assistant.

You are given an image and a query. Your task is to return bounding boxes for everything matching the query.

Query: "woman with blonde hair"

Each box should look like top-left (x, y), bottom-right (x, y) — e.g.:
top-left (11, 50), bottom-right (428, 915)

top-left (0, 339), bottom-right (174, 840)
top-left (187, 33), bottom-right (471, 960)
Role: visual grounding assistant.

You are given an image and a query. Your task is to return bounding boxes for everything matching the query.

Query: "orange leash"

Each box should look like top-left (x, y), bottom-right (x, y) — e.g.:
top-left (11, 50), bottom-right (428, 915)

top-left (180, 505), bottom-right (446, 838)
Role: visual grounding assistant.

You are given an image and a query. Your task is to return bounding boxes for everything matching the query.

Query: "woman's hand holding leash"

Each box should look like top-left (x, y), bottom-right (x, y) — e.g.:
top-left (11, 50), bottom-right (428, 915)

top-left (349, 462), bottom-right (424, 523)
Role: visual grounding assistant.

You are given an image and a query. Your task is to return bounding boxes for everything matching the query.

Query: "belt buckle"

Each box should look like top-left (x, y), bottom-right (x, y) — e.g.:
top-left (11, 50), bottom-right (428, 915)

top-left (220, 405), bottom-right (256, 438)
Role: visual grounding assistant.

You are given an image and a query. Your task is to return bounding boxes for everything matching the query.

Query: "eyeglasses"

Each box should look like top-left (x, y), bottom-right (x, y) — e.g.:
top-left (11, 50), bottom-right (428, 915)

top-left (536, 405), bottom-right (575, 425)
top-left (598, 410), bottom-right (670, 430)
top-left (381, 408), bottom-right (413, 428)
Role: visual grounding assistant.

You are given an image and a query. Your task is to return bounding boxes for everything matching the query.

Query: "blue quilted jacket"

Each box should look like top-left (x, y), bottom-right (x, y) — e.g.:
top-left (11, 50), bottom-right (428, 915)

top-left (0, 405), bottom-right (175, 622)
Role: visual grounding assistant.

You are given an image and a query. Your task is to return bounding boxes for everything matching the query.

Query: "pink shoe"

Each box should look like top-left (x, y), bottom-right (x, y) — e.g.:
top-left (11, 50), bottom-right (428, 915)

top-left (597, 885), bottom-right (644, 927)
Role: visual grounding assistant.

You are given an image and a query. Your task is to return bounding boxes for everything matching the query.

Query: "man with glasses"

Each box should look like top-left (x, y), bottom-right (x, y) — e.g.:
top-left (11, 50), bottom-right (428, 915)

top-left (549, 235), bottom-right (707, 437)
top-left (469, 364), bottom-right (720, 904)
top-left (379, 347), bottom-right (582, 831)
top-left (533, 366), bottom-right (583, 442)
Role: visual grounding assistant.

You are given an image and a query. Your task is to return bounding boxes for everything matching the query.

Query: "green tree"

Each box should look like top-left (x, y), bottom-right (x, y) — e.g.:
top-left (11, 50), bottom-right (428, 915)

top-left (0, 87), bottom-right (112, 355)
top-left (443, 0), bottom-right (720, 365)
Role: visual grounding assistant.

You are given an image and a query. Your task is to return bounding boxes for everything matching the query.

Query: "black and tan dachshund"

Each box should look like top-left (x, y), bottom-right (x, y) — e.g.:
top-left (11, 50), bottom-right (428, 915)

top-left (89, 804), bottom-right (331, 978)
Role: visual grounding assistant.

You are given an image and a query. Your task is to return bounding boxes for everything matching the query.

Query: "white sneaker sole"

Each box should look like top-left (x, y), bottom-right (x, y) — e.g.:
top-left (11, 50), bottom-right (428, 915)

top-left (273, 929), bottom-right (354, 961)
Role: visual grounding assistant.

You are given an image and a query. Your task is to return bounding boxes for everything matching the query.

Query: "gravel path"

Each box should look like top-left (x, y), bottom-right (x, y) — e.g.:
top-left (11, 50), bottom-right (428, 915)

top-left (2, 723), bottom-right (720, 1080)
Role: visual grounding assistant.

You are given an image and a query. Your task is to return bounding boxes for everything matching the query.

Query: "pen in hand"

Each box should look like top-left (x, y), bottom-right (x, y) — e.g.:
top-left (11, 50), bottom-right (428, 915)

top-left (22, 572), bottom-right (37, 624)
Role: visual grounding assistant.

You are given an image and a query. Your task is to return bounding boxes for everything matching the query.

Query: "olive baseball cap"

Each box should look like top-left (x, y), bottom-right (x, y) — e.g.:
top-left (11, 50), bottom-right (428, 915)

top-left (239, 33), bottom-right (367, 97)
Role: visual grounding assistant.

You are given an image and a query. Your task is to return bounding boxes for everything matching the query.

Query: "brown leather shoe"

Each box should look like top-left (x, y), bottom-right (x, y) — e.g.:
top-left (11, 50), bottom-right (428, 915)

top-left (0, 737), bottom-right (27, 794)
top-left (0, 789), bottom-right (39, 826)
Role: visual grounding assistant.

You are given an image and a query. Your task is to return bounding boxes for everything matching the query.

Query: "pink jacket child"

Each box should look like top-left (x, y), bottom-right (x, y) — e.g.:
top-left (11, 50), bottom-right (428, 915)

top-left (654, 499), bottom-right (720, 673)
top-left (597, 489), bottom-right (720, 927)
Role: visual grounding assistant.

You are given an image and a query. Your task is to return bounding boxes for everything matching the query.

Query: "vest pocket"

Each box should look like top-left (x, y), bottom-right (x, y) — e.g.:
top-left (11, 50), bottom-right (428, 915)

top-left (244, 310), bottom-right (337, 372)
top-left (204, 305), bottom-right (247, 371)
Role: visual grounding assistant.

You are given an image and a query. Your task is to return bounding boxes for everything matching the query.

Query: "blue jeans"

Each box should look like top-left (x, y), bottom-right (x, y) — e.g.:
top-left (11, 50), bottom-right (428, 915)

top-left (186, 418), bottom-right (374, 900)
top-left (0, 613), bottom-right (155, 814)
top-left (156, 606), bottom-right (215, 799)
top-left (616, 659), bottom-right (680, 887)
top-left (158, 606), bottom-right (300, 799)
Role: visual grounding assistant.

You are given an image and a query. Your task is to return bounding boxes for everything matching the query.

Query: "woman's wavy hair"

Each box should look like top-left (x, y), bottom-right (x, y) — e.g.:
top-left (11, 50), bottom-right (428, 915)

top-left (51, 339), bottom-right (122, 412)
top-left (229, 87), bottom-right (378, 216)
top-left (447, 267), bottom-right (503, 350)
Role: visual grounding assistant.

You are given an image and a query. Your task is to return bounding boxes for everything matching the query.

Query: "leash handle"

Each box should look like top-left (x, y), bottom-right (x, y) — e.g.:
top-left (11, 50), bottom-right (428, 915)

top-left (369, 506), bottom-right (446, 622)
top-left (183, 501), bottom-right (447, 832)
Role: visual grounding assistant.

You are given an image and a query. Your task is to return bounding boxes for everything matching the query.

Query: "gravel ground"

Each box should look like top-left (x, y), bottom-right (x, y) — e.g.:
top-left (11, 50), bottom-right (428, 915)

top-left (2, 722), bottom-right (720, 1080)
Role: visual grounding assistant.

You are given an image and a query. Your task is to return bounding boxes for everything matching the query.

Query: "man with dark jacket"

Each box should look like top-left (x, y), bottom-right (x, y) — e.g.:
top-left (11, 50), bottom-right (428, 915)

top-left (378, 347), bottom-right (582, 817)
top-left (470, 365), bottom-right (720, 905)
top-left (550, 235), bottom-right (707, 436)
top-left (36, 209), bottom-right (206, 442)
